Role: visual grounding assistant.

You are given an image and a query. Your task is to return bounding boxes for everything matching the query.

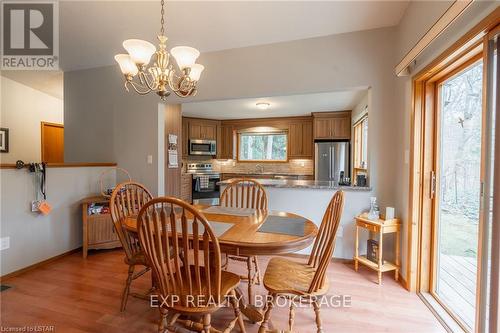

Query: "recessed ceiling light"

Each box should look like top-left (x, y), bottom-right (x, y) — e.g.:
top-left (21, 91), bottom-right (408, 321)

top-left (256, 102), bottom-right (270, 110)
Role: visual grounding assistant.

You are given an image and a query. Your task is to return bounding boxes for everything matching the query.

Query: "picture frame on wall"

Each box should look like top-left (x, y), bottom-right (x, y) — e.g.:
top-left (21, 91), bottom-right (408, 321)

top-left (0, 128), bottom-right (9, 153)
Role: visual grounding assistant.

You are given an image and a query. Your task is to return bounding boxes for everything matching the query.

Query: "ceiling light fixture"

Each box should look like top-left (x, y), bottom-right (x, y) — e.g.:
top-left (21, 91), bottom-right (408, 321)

top-left (114, 0), bottom-right (203, 100)
top-left (256, 102), bottom-right (270, 110)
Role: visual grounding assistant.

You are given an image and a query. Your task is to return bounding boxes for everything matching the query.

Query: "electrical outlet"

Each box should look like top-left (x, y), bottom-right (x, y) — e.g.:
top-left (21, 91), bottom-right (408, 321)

top-left (31, 200), bottom-right (40, 212)
top-left (0, 237), bottom-right (10, 251)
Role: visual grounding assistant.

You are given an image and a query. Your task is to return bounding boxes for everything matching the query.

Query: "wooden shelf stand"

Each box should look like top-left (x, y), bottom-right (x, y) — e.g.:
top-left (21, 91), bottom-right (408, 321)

top-left (354, 213), bottom-right (401, 284)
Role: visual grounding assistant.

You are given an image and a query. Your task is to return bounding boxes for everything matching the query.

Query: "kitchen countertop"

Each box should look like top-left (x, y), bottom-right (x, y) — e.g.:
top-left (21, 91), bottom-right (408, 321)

top-left (218, 178), bottom-right (371, 191)
top-left (220, 172), bottom-right (313, 176)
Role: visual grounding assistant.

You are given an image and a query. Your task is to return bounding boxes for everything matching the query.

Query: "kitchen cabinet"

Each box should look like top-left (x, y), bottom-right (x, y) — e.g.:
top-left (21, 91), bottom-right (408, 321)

top-left (182, 118), bottom-right (189, 159)
top-left (288, 120), bottom-right (313, 159)
top-left (312, 111), bottom-right (351, 140)
top-left (183, 117), bottom-right (219, 157)
top-left (188, 119), bottom-right (217, 140)
top-left (218, 124), bottom-right (234, 159)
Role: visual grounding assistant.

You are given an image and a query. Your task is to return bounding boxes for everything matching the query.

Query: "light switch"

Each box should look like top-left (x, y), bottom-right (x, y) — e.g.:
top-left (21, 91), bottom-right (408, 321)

top-left (0, 237), bottom-right (10, 251)
top-left (147, 155), bottom-right (153, 164)
top-left (404, 149), bottom-right (410, 164)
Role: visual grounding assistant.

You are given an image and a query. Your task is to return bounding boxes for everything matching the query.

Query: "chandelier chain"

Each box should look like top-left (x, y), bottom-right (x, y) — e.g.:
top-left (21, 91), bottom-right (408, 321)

top-left (160, 0), bottom-right (165, 36)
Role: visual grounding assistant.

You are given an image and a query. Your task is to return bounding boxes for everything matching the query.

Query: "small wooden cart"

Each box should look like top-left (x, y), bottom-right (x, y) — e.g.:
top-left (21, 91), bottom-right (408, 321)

top-left (82, 196), bottom-right (121, 258)
top-left (354, 213), bottom-right (401, 284)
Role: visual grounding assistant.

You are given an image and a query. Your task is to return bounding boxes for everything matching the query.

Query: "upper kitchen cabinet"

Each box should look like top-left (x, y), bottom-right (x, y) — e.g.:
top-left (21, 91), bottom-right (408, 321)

top-left (218, 124), bottom-right (234, 159)
top-left (188, 118), bottom-right (218, 140)
top-left (288, 119), bottom-right (313, 159)
top-left (312, 111), bottom-right (351, 140)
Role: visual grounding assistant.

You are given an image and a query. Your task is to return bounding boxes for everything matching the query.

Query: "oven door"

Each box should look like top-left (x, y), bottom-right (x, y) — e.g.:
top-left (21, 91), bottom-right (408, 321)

top-left (189, 140), bottom-right (217, 156)
top-left (192, 175), bottom-right (220, 205)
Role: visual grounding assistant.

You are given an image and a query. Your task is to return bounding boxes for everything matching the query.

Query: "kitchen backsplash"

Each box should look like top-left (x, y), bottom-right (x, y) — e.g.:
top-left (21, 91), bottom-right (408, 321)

top-left (184, 157), bottom-right (314, 175)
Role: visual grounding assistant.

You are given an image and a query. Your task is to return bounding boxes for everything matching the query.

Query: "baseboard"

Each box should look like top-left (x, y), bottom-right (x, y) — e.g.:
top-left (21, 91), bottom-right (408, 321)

top-left (0, 247), bottom-right (82, 280)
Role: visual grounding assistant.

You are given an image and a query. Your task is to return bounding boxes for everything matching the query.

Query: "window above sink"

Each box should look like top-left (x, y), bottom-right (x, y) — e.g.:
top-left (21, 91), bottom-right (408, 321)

top-left (237, 130), bottom-right (287, 162)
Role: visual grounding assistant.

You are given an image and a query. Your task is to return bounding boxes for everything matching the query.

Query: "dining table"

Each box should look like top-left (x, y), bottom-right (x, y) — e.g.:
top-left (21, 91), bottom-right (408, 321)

top-left (123, 204), bottom-right (318, 322)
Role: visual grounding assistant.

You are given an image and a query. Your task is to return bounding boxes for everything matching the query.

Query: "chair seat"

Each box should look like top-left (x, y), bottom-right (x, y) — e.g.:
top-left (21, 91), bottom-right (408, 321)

top-left (263, 257), bottom-right (329, 296)
top-left (167, 267), bottom-right (240, 314)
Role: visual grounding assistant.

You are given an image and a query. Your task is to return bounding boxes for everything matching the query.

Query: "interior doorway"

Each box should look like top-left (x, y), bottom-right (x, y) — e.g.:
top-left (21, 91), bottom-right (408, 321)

top-left (41, 122), bottom-right (64, 163)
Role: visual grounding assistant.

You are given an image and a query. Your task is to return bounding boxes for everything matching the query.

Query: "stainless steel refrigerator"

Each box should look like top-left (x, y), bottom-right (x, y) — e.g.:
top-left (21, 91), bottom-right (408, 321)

top-left (315, 141), bottom-right (350, 182)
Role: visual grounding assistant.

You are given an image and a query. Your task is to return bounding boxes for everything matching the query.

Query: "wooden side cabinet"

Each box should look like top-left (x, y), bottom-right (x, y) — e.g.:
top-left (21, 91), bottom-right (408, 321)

top-left (82, 196), bottom-right (121, 258)
top-left (354, 213), bottom-right (400, 285)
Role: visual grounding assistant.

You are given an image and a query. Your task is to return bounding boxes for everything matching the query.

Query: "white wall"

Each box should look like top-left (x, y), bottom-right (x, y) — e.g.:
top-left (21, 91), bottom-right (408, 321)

top-left (0, 166), bottom-right (116, 275)
top-left (0, 76), bottom-right (63, 163)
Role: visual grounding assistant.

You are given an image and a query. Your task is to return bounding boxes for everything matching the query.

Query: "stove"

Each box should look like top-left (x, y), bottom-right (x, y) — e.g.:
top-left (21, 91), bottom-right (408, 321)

top-left (186, 163), bottom-right (220, 205)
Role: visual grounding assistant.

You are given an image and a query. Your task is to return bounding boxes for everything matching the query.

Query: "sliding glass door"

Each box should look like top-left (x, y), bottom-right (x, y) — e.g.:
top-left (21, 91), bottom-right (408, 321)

top-left (433, 58), bottom-right (483, 331)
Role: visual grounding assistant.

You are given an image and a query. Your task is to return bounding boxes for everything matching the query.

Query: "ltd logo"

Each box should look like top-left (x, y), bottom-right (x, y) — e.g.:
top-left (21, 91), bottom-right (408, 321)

top-left (1, 1), bottom-right (59, 70)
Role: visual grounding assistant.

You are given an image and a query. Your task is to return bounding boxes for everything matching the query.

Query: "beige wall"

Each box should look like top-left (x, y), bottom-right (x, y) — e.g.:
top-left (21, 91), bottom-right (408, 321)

top-left (65, 27), bottom-right (399, 206)
top-left (64, 2), bottom-right (500, 278)
top-left (0, 166), bottom-right (116, 275)
top-left (0, 76), bottom-right (63, 164)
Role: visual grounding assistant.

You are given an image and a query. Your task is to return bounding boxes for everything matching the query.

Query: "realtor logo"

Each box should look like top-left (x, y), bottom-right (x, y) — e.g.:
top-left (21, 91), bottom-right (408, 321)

top-left (1, 1), bottom-right (59, 70)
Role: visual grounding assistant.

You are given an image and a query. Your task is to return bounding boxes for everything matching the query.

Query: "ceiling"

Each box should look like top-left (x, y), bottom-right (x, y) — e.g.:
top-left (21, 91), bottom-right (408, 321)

top-left (1, 71), bottom-right (64, 100)
top-left (59, 1), bottom-right (409, 71)
top-left (181, 89), bottom-right (368, 119)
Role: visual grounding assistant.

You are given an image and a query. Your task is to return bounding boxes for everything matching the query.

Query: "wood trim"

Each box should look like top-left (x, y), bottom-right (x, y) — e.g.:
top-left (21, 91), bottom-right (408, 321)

top-left (0, 247), bottom-right (82, 280)
top-left (489, 28), bottom-right (500, 333)
top-left (0, 162), bottom-right (117, 169)
top-left (408, 8), bottom-right (500, 296)
top-left (311, 111), bottom-right (351, 118)
top-left (413, 7), bottom-right (500, 81)
top-left (396, 0), bottom-right (474, 76)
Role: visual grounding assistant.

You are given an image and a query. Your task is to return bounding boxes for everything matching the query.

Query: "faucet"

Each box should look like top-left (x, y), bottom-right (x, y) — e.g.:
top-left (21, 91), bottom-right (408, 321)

top-left (255, 164), bottom-right (264, 174)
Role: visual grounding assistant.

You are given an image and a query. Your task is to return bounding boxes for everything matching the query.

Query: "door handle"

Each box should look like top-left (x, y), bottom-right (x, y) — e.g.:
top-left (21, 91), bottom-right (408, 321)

top-left (430, 170), bottom-right (436, 199)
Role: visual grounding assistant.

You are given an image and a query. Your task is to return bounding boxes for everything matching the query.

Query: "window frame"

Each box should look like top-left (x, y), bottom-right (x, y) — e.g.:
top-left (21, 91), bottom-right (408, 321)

top-left (236, 131), bottom-right (289, 163)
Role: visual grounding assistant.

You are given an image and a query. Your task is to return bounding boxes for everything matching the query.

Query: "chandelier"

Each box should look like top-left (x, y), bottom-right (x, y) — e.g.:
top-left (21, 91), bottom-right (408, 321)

top-left (114, 0), bottom-right (203, 100)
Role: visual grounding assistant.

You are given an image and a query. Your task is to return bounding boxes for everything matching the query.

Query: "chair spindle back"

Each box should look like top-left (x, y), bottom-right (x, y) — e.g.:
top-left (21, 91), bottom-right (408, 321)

top-left (220, 178), bottom-right (268, 210)
top-left (110, 181), bottom-right (153, 260)
top-left (137, 197), bottom-right (222, 308)
top-left (307, 191), bottom-right (344, 293)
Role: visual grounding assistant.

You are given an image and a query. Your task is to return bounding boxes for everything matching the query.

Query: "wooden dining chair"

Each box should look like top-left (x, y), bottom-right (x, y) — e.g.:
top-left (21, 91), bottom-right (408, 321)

top-left (137, 197), bottom-right (246, 333)
top-left (258, 191), bottom-right (344, 333)
top-left (110, 181), bottom-right (153, 312)
top-left (220, 178), bottom-right (268, 302)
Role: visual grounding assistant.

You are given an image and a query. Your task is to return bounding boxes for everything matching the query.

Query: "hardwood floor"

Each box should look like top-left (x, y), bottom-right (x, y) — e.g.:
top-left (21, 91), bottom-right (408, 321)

top-left (1, 249), bottom-right (445, 333)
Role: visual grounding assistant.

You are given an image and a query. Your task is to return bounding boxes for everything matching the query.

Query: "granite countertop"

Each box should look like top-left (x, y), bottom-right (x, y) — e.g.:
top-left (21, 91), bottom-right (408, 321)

top-left (220, 171), bottom-right (313, 176)
top-left (218, 178), bottom-right (371, 191)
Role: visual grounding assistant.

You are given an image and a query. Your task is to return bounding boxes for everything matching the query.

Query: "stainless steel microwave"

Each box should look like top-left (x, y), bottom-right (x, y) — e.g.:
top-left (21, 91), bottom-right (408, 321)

top-left (189, 139), bottom-right (217, 156)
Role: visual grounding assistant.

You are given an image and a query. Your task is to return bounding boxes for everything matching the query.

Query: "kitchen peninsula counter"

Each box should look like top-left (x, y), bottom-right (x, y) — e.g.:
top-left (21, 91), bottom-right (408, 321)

top-left (218, 178), bottom-right (371, 191)
top-left (219, 178), bottom-right (374, 259)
